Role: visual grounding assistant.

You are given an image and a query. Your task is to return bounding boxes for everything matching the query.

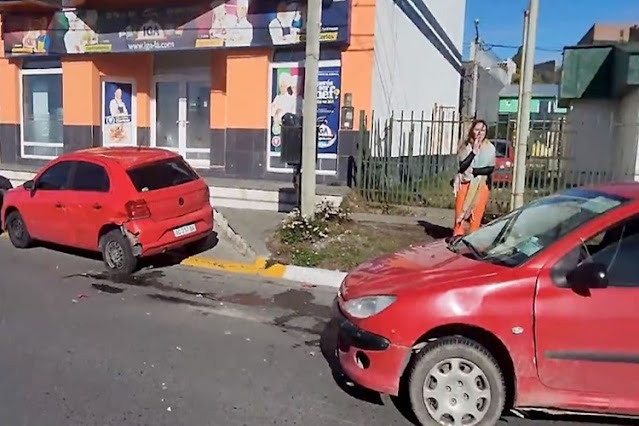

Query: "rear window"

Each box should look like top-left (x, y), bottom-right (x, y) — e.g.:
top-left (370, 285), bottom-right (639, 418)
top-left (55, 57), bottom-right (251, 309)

top-left (127, 158), bottom-right (199, 192)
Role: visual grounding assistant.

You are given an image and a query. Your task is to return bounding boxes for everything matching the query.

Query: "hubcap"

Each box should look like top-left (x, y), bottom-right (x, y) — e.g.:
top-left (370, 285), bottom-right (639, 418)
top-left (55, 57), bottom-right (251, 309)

top-left (422, 358), bottom-right (491, 426)
top-left (10, 216), bottom-right (25, 240)
top-left (104, 241), bottom-right (125, 270)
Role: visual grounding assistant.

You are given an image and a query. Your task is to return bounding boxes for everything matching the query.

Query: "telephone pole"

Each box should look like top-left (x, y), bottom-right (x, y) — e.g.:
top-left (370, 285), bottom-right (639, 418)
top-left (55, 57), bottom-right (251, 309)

top-left (300, 0), bottom-right (322, 218)
top-left (510, 8), bottom-right (530, 210)
top-left (511, 0), bottom-right (538, 210)
top-left (469, 19), bottom-right (480, 117)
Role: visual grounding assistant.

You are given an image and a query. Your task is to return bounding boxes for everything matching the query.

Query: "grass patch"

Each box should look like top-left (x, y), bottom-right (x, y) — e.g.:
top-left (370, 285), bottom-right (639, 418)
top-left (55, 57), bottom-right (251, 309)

top-left (267, 201), bottom-right (437, 272)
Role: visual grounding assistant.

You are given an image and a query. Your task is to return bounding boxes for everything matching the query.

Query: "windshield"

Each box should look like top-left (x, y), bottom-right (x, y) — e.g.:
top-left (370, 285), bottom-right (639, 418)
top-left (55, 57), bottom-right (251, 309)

top-left (493, 141), bottom-right (508, 158)
top-left (460, 188), bottom-right (628, 267)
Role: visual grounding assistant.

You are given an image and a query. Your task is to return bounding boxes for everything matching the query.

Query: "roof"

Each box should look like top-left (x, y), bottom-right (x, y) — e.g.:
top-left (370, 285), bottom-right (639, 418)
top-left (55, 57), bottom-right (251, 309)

top-left (66, 147), bottom-right (179, 169)
top-left (588, 182), bottom-right (639, 200)
top-left (499, 83), bottom-right (559, 98)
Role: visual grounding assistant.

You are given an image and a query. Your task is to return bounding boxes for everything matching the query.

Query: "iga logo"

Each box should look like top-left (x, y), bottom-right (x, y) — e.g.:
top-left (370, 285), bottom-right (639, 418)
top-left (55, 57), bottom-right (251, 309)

top-left (317, 123), bottom-right (336, 149)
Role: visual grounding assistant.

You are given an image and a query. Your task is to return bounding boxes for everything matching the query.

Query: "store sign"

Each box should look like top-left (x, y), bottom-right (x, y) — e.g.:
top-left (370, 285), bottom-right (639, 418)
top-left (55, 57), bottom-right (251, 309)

top-left (268, 63), bottom-right (341, 156)
top-left (102, 80), bottom-right (136, 147)
top-left (2, 0), bottom-right (350, 56)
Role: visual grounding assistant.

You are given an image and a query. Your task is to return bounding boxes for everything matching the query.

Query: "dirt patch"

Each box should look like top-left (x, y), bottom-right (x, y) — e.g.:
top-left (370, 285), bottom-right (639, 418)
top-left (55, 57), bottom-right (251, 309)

top-left (268, 220), bottom-right (437, 272)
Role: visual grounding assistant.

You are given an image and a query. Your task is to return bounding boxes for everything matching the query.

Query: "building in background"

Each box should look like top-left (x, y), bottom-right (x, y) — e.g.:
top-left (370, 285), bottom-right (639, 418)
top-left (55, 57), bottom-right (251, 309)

top-left (578, 23), bottom-right (639, 45)
top-left (0, 0), bottom-right (467, 185)
top-left (560, 23), bottom-right (639, 182)
top-left (460, 45), bottom-right (516, 124)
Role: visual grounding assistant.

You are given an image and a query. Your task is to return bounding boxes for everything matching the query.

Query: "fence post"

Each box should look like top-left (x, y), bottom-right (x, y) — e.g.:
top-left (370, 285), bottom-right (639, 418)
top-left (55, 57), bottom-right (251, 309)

top-left (356, 110), bottom-right (366, 190)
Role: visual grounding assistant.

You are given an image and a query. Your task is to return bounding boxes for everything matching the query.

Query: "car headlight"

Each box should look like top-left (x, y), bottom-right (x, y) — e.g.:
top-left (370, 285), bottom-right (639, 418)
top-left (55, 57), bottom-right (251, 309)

top-left (343, 295), bottom-right (396, 319)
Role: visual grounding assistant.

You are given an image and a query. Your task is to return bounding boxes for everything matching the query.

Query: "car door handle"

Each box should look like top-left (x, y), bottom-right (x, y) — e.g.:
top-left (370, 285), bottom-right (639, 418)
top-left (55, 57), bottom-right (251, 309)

top-left (55, 202), bottom-right (63, 208)
top-left (93, 203), bottom-right (102, 210)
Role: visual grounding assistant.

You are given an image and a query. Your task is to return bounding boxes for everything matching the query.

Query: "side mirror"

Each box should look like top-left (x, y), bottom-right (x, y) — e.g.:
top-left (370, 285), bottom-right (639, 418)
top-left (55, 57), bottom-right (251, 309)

top-left (23, 180), bottom-right (35, 191)
top-left (567, 262), bottom-right (609, 290)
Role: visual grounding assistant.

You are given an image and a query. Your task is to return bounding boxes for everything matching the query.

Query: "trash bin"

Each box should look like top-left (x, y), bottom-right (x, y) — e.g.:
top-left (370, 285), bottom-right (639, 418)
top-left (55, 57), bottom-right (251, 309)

top-left (281, 113), bottom-right (303, 166)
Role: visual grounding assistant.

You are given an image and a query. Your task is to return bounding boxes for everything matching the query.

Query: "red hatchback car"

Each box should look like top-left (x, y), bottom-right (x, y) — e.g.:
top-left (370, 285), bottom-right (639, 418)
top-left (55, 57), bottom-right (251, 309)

top-left (1, 147), bottom-right (213, 275)
top-left (336, 183), bottom-right (639, 425)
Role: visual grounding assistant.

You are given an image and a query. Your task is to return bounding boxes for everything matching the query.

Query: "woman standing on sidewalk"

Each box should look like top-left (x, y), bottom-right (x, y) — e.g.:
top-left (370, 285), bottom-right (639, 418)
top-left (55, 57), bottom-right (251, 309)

top-left (452, 119), bottom-right (496, 236)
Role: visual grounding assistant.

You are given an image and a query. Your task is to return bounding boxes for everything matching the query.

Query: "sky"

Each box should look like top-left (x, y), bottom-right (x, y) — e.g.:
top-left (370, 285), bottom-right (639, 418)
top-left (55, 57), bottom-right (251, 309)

top-left (463, 0), bottom-right (639, 63)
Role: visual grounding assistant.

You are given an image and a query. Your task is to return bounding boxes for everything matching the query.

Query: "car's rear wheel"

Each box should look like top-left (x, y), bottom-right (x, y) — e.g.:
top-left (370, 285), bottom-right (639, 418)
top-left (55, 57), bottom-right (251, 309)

top-left (99, 229), bottom-right (137, 275)
top-left (6, 210), bottom-right (33, 249)
top-left (407, 336), bottom-right (506, 426)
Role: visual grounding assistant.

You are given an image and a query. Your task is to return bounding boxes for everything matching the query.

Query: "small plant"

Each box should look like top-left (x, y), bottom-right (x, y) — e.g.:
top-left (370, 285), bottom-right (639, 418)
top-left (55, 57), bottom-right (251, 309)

top-left (277, 200), bottom-right (351, 246)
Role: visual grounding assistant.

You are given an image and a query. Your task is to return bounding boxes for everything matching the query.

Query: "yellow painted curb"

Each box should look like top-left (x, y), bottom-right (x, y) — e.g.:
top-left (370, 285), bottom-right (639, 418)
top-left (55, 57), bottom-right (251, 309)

top-left (180, 255), bottom-right (286, 278)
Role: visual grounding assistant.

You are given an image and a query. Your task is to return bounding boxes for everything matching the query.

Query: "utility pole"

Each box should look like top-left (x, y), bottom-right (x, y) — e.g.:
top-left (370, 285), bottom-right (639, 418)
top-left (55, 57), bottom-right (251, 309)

top-left (511, 0), bottom-right (538, 210)
top-left (469, 19), bottom-right (480, 118)
top-left (300, 0), bottom-right (323, 218)
top-left (510, 8), bottom-right (530, 210)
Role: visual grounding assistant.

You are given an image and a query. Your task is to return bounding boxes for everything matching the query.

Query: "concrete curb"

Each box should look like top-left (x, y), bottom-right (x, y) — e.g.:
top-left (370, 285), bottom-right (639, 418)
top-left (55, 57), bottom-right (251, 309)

top-left (212, 206), bottom-right (257, 260)
top-left (181, 255), bottom-right (345, 289)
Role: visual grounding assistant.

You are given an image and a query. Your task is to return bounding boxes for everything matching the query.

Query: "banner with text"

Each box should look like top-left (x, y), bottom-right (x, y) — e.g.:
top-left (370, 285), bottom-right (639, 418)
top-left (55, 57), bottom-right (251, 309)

top-left (268, 63), bottom-right (341, 156)
top-left (2, 0), bottom-right (350, 56)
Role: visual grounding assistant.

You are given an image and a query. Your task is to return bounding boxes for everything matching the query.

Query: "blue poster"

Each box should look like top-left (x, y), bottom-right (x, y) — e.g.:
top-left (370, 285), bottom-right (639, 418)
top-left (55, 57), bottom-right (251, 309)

top-left (268, 64), bottom-right (341, 155)
top-left (103, 81), bottom-right (134, 146)
top-left (316, 66), bottom-right (341, 155)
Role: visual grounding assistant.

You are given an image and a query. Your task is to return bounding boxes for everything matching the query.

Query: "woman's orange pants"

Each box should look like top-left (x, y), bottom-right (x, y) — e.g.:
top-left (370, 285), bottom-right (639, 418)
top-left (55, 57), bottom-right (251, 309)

top-left (453, 182), bottom-right (489, 236)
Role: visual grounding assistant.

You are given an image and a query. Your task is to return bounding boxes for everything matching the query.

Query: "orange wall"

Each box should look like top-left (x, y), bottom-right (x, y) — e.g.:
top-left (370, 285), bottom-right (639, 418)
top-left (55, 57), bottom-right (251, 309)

top-left (342, 0), bottom-right (376, 129)
top-left (62, 54), bottom-right (152, 127)
top-left (0, 58), bottom-right (20, 124)
top-left (93, 54), bottom-right (152, 127)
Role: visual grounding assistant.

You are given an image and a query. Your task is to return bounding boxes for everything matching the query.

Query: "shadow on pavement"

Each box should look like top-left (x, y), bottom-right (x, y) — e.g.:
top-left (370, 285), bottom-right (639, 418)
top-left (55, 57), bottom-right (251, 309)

top-left (30, 231), bottom-right (221, 272)
top-left (417, 220), bottom-right (452, 240)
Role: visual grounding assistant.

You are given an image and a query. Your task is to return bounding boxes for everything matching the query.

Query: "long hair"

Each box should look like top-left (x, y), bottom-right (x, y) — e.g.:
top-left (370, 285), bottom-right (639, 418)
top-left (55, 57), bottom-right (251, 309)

top-left (458, 119), bottom-right (488, 153)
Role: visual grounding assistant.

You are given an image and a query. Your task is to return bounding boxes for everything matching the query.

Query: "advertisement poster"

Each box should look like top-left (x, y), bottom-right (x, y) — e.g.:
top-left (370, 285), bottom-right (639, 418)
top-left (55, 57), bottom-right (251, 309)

top-left (268, 64), bottom-right (341, 156)
top-left (102, 81), bottom-right (135, 147)
top-left (2, 0), bottom-right (351, 56)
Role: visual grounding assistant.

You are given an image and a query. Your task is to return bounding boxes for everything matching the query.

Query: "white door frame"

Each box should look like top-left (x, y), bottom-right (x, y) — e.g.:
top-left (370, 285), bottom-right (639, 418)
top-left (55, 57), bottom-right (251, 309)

top-left (150, 72), bottom-right (211, 169)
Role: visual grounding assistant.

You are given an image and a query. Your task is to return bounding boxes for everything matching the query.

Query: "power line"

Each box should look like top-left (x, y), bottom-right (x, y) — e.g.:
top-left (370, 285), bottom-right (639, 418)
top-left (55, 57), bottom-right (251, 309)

top-left (484, 43), bottom-right (563, 52)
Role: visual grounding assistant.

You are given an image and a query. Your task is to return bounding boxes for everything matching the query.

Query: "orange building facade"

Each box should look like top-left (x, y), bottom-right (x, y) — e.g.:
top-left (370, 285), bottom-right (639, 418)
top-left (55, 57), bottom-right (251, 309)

top-left (0, 0), bottom-right (374, 183)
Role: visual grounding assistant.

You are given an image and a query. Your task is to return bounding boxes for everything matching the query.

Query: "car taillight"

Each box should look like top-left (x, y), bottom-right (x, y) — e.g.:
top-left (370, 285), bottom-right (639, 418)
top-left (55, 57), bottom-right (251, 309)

top-left (125, 199), bottom-right (151, 220)
top-left (204, 185), bottom-right (210, 203)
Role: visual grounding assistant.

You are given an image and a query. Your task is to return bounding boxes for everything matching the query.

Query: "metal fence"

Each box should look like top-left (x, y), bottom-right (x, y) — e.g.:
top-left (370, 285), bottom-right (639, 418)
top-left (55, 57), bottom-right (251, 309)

top-left (354, 107), bottom-right (636, 214)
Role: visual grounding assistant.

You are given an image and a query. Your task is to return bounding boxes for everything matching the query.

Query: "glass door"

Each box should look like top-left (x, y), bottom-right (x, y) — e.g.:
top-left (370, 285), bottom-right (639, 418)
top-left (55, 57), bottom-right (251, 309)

top-left (152, 77), bottom-right (211, 169)
top-left (185, 81), bottom-right (211, 168)
top-left (154, 81), bottom-right (180, 153)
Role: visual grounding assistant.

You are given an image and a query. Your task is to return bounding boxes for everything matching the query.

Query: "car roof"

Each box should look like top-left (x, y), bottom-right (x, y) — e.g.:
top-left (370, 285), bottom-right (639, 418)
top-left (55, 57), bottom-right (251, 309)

top-left (61, 147), bottom-right (179, 169)
top-left (584, 182), bottom-right (639, 200)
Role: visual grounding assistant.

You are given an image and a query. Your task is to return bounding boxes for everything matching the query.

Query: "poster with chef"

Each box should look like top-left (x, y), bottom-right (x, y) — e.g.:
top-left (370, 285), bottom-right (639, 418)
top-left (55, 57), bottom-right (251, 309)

top-left (268, 62), bottom-right (341, 156)
top-left (102, 80), bottom-right (136, 147)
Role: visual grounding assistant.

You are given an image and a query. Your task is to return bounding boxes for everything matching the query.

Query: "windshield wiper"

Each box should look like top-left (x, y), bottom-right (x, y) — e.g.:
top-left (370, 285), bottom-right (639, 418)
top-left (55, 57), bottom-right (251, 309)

top-left (445, 236), bottom-right (462, 253)
top-left (460, 238), bottom-right (483, 260)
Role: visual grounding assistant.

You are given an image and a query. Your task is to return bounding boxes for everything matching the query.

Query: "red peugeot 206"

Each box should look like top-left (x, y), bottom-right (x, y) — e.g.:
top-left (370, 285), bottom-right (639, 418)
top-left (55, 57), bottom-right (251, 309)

top-left (336, 183), bottom-right (639, 425)
top-left (1, 147), bottom-right (213, 275)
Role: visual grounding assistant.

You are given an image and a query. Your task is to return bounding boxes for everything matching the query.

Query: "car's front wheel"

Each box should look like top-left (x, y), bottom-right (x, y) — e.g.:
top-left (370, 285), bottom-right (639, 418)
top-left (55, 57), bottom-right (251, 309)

top-left (407, 336), bottom-right (506, 426)
top-left (99, 229), bottom-right (138, 276)
top-left (6, 210), bottom-right (33, 249)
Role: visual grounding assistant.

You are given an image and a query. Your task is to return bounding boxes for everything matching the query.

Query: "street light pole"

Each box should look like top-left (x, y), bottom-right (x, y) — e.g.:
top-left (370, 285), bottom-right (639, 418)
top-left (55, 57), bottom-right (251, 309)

top-left (470, 19), bottom-right (480, 118)
top-left (510, 8), bottom-right (530, 210)
top-left (511, 0), bottom-right (538, 210)
top-left (300, 0), bottom-right (322, 218)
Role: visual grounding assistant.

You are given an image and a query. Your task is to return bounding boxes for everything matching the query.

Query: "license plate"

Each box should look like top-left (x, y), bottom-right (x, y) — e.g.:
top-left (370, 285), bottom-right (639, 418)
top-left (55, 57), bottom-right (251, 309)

top-left (173, 224), bottom-right (196, 238)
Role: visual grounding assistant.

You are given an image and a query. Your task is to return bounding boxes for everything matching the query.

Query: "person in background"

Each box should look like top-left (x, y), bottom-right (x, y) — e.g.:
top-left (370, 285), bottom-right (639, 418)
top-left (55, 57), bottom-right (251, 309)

top-left (452, 119), bottom-right (496, 236)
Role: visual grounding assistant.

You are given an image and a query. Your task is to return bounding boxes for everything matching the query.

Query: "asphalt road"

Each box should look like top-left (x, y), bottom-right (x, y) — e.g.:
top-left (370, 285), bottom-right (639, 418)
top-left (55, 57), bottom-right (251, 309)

top-left (0, 237), bottom-right (632, 426)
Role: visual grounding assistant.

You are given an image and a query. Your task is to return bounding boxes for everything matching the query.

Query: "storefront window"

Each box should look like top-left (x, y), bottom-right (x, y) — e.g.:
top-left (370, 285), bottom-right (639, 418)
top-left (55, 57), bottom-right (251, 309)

top-left (21, 67), bottom-right (64, 159)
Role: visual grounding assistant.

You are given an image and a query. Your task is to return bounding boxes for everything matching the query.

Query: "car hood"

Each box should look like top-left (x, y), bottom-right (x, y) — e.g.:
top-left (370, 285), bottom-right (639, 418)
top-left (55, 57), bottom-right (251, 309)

top-left (340, 240), bottom-right (503, 300)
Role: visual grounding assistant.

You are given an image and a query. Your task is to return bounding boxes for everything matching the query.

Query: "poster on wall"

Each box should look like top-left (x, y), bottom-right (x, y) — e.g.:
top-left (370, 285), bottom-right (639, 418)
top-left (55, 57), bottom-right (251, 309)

top-left (268, 63), bottom-right (341, 156)
top-left (1, 0), bottom-right (351, 56)
top-left (102, 80), bottom-right (136, 147)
